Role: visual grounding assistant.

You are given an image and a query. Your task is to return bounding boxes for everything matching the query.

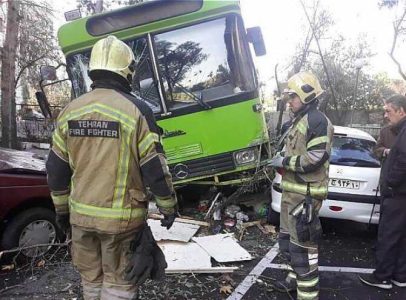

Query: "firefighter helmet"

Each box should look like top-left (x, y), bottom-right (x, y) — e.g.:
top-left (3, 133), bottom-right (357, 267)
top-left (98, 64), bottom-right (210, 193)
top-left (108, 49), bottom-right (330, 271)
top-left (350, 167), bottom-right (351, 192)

top-left (285, 71), bottom-right (324, 104)
top-left (89, 35), bottom-right (135, 83)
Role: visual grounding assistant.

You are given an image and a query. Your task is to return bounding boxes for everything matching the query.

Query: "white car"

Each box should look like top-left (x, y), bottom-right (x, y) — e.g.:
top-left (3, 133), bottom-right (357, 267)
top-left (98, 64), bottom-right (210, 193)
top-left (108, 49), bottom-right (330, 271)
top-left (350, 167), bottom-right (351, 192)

top-left (270, 126), bottom-right (381, 225)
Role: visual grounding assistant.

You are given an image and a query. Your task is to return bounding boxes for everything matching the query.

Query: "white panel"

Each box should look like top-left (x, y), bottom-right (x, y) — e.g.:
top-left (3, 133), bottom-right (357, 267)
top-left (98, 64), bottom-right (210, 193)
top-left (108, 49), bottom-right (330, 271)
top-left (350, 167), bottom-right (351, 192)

top-left (192, 233), bottom-right (252, 263)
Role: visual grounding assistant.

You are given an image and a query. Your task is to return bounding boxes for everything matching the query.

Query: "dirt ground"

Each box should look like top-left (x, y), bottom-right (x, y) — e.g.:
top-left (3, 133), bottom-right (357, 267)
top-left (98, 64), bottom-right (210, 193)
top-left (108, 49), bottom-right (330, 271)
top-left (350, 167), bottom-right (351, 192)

top-left (1, 220), bottom-right (405, 300)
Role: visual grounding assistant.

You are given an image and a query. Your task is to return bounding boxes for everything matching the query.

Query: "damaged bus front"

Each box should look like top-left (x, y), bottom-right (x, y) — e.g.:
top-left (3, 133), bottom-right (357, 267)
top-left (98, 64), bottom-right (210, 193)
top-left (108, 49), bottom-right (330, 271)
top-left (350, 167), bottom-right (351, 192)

top-left (38, 0), bottom-right (270, 199)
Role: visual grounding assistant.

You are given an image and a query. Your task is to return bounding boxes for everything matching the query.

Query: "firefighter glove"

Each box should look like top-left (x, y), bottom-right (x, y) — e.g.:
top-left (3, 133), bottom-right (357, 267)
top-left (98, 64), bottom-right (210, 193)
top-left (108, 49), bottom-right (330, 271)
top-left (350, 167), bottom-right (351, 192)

top-left (159, 201), bottom-right (178, 229)
top-left (160, 210), bottom-right (177, 230)
top-left (124, 225), bottom-right (156, 285)
top-left (55, 213), bottom-right (70, 234)
top-left (268, 152), bottom-right (284, 168)
top-left (151, 242), bottom-right (167, 280)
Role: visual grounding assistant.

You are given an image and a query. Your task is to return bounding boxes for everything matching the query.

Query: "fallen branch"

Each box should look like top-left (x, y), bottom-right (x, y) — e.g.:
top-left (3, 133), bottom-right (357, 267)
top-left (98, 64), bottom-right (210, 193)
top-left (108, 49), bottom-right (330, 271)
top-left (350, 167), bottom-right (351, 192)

top-left (241, 220), bottom-right (262, 228)
top-left (148, 213), bottom-right (210, 227)
top-left (0, 240), bottom-right (71, 259)
top-left (0, 284), bottom-right (23, 295)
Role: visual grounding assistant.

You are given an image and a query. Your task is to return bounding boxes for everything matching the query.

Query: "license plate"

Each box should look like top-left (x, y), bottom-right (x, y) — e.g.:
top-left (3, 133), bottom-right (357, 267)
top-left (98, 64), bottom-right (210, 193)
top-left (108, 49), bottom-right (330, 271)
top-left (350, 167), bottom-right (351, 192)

top-left (329, 178), bottom-right (360, 189)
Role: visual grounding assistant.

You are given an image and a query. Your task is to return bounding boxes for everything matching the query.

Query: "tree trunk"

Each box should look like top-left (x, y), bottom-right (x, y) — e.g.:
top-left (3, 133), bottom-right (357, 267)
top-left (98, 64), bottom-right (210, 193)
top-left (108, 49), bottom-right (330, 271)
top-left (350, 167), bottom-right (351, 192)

top-left (1, 0), bottom-right (20, 148)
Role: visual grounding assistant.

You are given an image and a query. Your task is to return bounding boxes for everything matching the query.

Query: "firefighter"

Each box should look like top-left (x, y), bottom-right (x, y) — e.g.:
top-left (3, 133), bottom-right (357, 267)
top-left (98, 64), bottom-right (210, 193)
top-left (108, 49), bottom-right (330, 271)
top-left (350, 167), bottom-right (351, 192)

top-left (46, 35), bottom-right (177, 300)
top-left (268, 71), bottom-right (334, 300)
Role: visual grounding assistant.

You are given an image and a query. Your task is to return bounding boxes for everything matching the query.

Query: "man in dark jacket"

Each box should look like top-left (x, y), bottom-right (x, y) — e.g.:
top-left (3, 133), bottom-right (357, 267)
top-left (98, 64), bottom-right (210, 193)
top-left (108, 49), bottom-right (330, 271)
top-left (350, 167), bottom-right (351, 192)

top-left (359, 94), bottom-right (406, 290)
top-left (374, 124), bottom-right (396, 160)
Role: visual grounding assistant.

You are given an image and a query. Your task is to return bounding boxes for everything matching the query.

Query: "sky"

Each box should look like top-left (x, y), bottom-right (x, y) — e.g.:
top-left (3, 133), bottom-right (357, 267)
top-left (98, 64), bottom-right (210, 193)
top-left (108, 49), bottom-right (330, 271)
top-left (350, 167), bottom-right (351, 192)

top-left (240, 0), bottom-right (405, 89)
top-left (50, 0), bottom-right (406, 93)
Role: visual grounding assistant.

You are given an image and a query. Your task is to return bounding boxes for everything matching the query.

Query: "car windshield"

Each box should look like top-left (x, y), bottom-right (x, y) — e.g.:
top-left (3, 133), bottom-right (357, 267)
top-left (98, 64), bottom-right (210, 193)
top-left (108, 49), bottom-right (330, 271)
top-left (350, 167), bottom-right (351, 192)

top-left (0, 148), bottom-right (46, 172)
top-left (330, 136), bottom-right (380, 168)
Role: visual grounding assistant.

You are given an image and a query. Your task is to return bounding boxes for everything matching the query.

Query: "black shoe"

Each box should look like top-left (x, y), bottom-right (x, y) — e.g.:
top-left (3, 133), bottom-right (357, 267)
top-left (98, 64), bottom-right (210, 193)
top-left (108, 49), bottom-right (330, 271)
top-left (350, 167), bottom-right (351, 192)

top-left (359, 274), bottom-right (392, 290)
top-left (392, 279), bottom-right (406, 287)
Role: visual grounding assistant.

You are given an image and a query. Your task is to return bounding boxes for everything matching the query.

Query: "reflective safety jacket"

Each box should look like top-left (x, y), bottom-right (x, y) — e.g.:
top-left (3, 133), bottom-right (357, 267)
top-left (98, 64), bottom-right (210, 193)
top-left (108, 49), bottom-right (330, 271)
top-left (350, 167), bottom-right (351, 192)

top-left (46, 82), bottom-right (176, 234)
top-left (281, 105), bottom-right (334, 200)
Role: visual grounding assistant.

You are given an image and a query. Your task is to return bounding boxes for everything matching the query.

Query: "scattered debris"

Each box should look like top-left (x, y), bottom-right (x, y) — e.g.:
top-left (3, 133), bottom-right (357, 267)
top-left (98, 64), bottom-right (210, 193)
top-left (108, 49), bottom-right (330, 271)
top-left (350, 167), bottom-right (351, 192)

top-left (240, 220), bottom-right (262, 229)
top-left (148, 219), bottom-right (200, 242)
top-left (225, 204), bottom-right (241, 218)
top-left (204, 192), bottom-right (223, 220)
top-left (263, 224), bottom-right (276, 234)
top-left (37, 260), bottom-right (46, 268)
top-left (192, 233), bottom-right (252, 263)
top-left (219, 284), bottom-right (233, 295)
top-left (1, 264), bottom-right (15, 271)
top-left (236, 211), bottom-right (249, 224)
top-left (224, 218), bottom-right (236, 228)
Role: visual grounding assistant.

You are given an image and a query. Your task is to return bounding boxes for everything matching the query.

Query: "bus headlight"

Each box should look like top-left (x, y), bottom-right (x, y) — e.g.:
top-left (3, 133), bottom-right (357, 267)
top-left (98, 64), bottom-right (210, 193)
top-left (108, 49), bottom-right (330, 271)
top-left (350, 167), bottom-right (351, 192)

top-left (234, 149), bottom-right (258, 166)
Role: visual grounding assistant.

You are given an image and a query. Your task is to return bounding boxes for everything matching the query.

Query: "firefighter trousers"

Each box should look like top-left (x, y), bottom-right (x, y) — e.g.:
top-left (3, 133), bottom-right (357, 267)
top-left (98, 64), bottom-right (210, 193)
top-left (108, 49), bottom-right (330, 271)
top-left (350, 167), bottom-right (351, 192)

top-left (279, 191), bottom-right (322, 300)
top-left (71, 225), bottom-right (140, 300)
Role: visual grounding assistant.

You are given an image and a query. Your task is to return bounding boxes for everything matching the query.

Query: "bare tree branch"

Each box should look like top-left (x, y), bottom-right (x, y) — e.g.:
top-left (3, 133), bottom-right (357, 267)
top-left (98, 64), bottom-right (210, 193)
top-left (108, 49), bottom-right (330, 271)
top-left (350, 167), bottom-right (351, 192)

top-left (299, 0), bottom-right (339, 112)
top-left (389, 7), bottom-right (406, 80)
top-left (0, 240), bottom-right (71, 259)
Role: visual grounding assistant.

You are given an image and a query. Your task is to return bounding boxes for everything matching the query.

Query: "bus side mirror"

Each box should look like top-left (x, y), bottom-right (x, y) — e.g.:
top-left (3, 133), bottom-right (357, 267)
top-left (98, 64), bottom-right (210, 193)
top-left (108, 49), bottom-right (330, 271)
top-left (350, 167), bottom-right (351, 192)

top-left (40, 65), bottom-right (57, 81)
top-left (35, 91), bottom-right (52, 119)
top-left (247, 27), bottom-right (266, 56)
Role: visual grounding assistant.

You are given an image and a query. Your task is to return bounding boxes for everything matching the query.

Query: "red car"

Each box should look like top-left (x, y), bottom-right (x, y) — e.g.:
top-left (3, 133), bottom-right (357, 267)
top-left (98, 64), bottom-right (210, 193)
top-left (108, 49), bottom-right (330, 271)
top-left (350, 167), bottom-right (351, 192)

top-left (0, 147), bottom-right (60, 258)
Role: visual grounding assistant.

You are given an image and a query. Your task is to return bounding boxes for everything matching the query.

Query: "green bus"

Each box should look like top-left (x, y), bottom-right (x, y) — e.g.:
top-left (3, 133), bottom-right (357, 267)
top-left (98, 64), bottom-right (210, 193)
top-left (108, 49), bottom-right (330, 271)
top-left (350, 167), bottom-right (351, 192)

top-left (39, 0), bottom-right (270, 199)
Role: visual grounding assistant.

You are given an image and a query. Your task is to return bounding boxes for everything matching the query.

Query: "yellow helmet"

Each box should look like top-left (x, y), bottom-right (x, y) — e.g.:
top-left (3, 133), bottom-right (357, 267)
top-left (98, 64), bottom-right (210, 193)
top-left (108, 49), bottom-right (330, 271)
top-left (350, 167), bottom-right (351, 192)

top-left (285, 71), bottom-right (324, 104)
top-left (89, 35), bottom-right (135, 82)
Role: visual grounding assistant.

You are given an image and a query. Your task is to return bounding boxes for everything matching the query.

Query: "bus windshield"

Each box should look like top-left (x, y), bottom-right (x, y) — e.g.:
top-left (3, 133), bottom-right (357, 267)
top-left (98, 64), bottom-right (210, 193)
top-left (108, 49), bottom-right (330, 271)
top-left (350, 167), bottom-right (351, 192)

top-left (154, 15), bottom-right (256, 110)
top-left (66, 15), bottom-right (256, 114)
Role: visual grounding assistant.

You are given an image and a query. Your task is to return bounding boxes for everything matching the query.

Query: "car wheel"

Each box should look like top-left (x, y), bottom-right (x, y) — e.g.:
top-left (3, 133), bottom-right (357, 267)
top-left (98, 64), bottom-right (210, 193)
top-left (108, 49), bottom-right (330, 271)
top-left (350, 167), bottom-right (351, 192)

top-left (1, 207), bottom-right (60, 258)
top-left (268, 208), bottom-right (280, 226)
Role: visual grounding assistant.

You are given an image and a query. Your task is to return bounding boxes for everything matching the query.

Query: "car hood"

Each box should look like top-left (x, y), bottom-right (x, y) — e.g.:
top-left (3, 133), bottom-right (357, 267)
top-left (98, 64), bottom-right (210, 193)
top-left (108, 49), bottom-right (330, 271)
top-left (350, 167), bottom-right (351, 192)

top-left (0, 147), bottom-right (46, 174)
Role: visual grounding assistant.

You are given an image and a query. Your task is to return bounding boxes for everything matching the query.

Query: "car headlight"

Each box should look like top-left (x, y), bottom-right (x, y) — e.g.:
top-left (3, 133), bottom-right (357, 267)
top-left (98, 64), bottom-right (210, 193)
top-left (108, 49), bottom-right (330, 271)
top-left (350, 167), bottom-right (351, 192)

top-left (234, 148), bottom-right (258, 166)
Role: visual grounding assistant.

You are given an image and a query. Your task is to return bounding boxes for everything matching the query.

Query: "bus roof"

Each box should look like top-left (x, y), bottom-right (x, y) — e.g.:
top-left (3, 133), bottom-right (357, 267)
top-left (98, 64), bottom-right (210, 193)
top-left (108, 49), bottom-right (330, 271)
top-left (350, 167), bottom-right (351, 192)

top-left (58, 0), bottom-right (240, 55)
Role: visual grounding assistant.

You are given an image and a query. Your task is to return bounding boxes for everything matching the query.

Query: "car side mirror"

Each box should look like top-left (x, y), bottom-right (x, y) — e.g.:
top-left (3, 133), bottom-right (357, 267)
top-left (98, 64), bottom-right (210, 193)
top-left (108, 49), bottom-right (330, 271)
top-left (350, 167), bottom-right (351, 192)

top-left (247, 27), bottom-right (266, 56)
top-left (35, 91), bottom-right (52, 119)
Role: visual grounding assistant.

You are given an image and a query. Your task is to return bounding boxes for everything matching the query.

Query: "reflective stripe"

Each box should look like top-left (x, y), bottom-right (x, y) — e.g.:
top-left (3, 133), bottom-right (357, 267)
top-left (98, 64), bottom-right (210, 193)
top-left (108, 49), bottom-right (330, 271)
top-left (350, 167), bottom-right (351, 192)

top-left (59, 103), bottom-right (136, 130)
top-left (289, 155), bottom-right (298, 170)
top-left (101, 286), bottom-right (138, 300)
top-left (297, 289), bottom-right (319, 299)
top-left (288, 271), bottom-right (297, 279)
top-left (296, 121), bottom-right (307, 135)
top-left (309, 258), bottom-right (318, 266)
top-left (70, 198), bottom-right (147, 220)
top-left (138, 133), bottom-right (160, 158)
top-left (309, 253), bottom-right (318, 259)
top-left (52, 131), bottom-right (67, 156)
top-left (281, 181), bottom-right (327, 198)
top-left (51, 193), bottom-right (69, 205)
top-left (112, 129), bottom-right (131, 208)
top-left (307, 136), bottom-right (328, 149)
top-left (155, 196), bottom-right (177, 208)
top-left (297, 277), bottom-right (319, 288)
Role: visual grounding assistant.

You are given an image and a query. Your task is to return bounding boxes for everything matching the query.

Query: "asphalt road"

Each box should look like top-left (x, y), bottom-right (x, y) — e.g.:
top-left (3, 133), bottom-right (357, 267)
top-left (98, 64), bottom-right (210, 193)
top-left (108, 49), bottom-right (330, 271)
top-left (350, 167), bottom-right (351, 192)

top-left (1, 219), bottom-right (405, 300)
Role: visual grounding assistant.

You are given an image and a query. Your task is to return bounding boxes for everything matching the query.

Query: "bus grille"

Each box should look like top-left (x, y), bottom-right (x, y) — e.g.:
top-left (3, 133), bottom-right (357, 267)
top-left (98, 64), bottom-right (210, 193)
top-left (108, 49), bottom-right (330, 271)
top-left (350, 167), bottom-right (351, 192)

top-left (169, 152), bottom-right (235, 181)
